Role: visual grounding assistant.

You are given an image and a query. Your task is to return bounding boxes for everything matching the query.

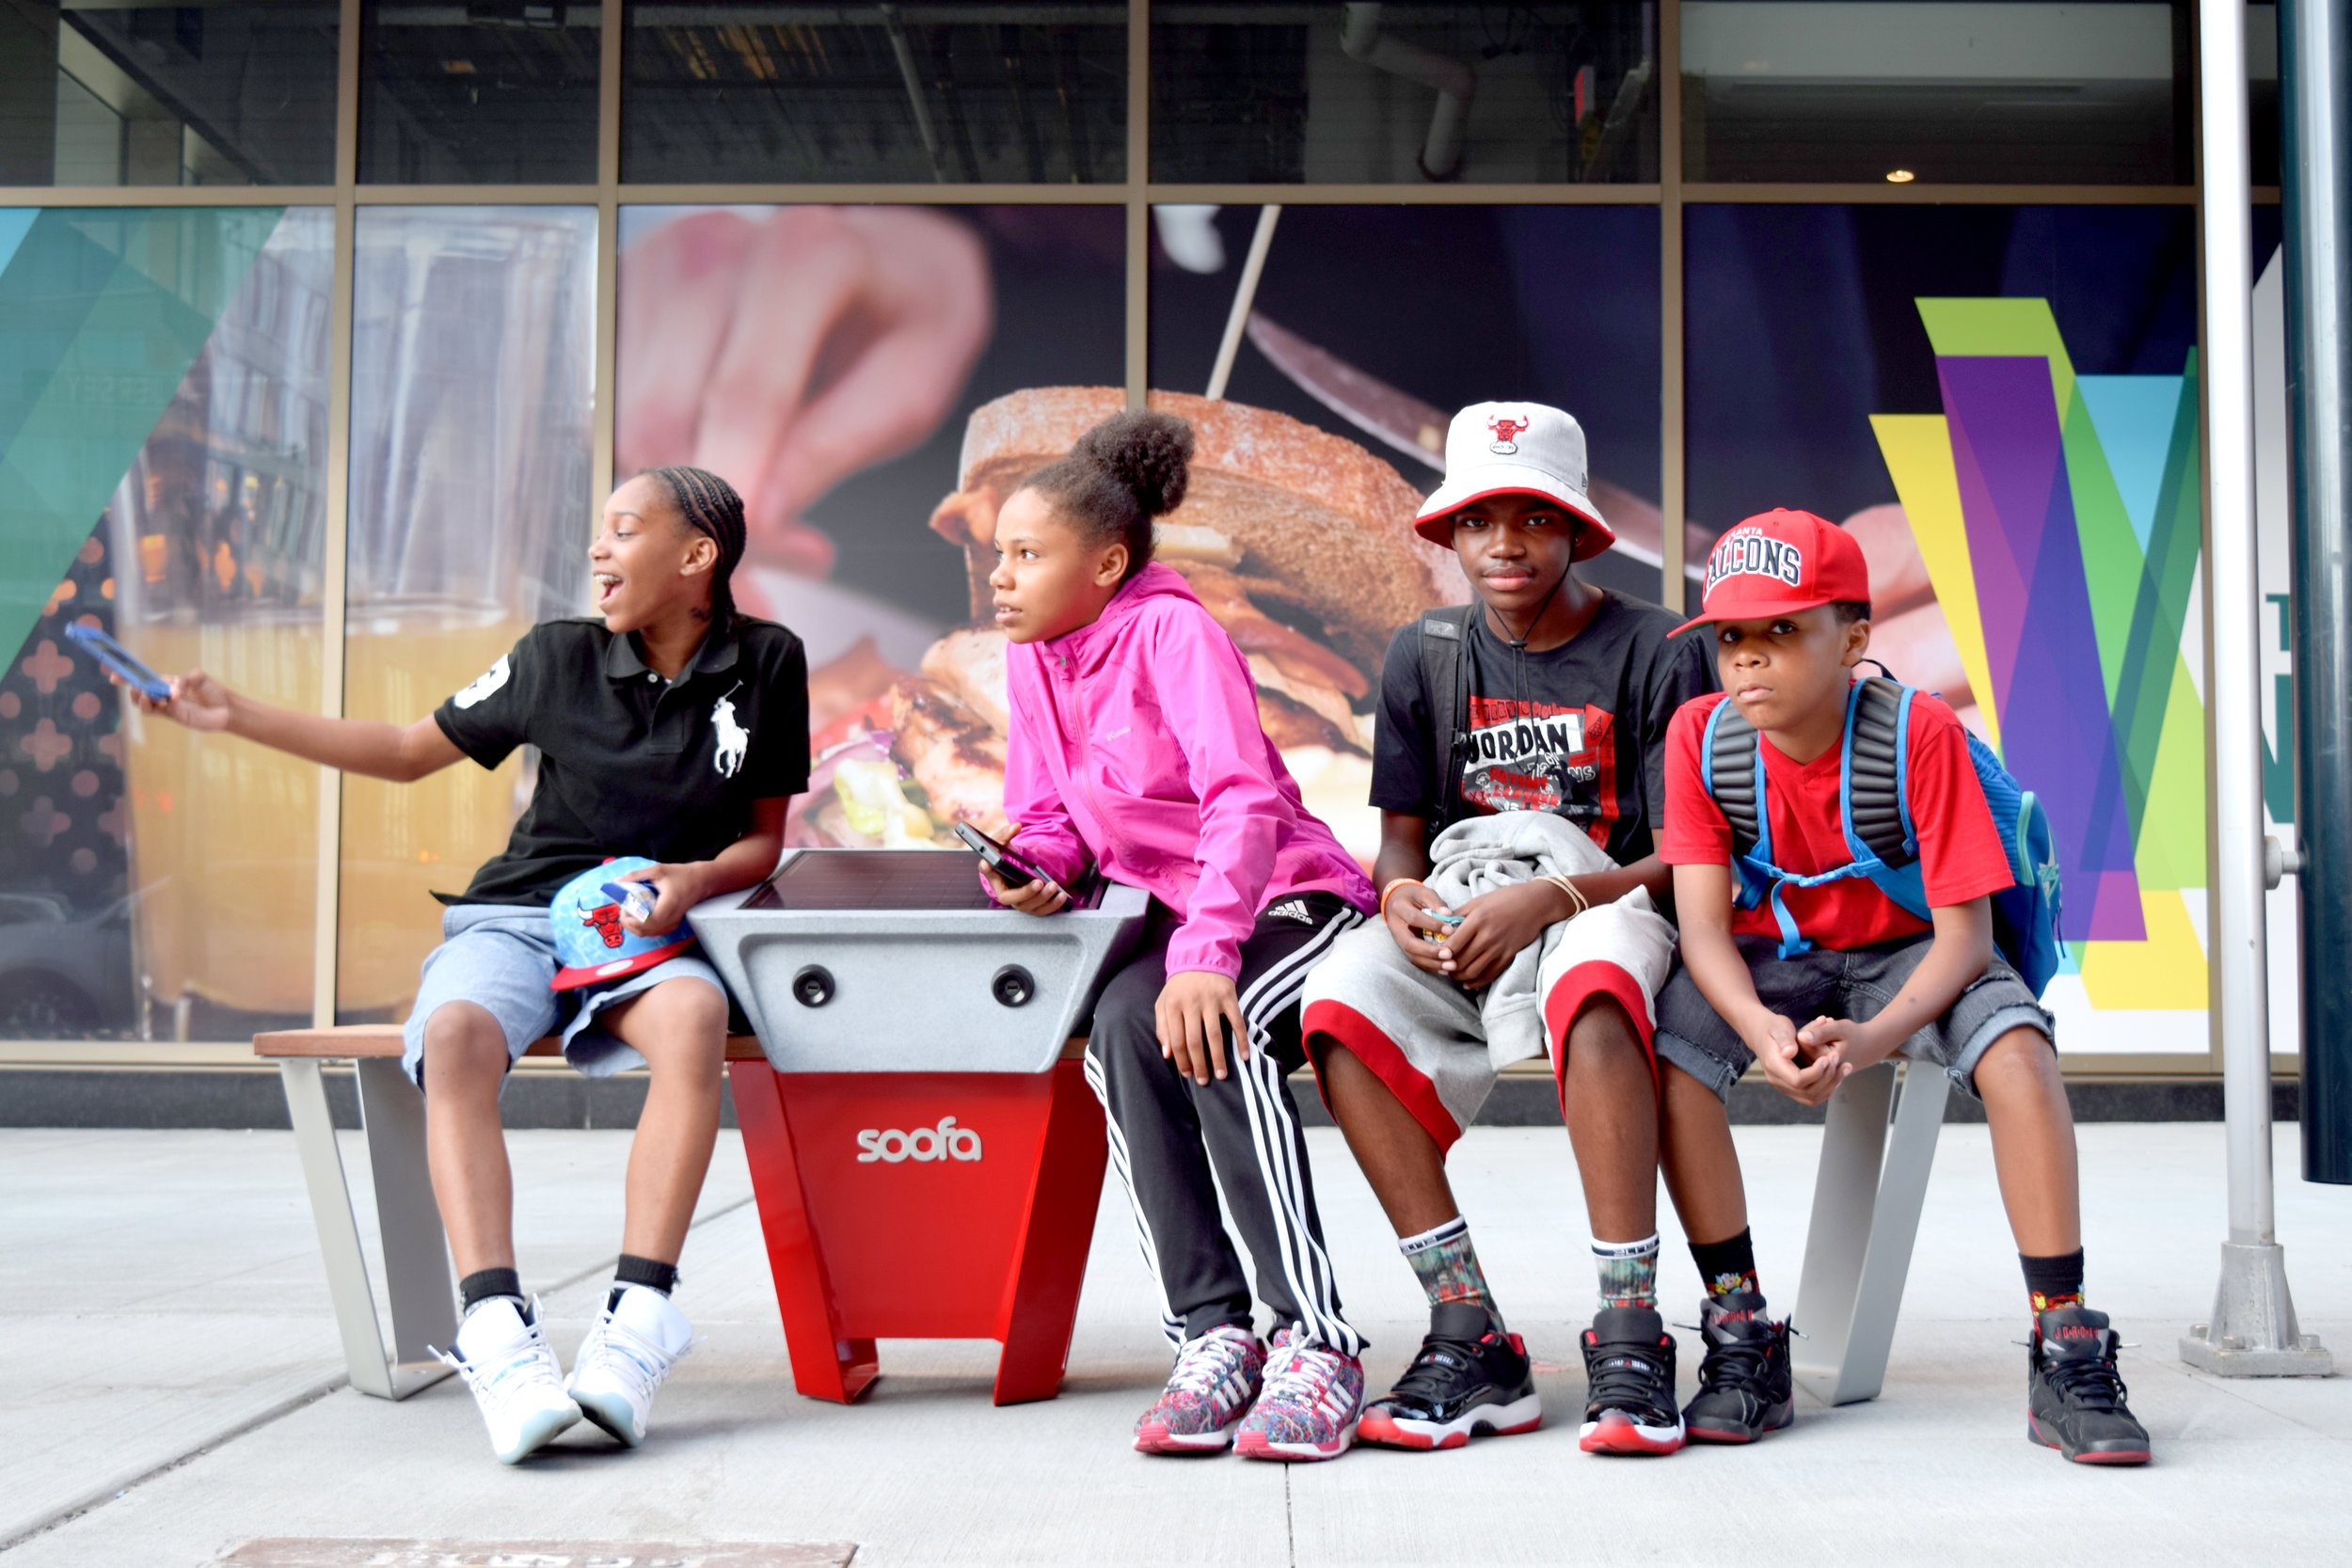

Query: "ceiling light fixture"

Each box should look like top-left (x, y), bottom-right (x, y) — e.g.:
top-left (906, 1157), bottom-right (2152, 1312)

top-left (1886, 168), bottom-right (1916, 183)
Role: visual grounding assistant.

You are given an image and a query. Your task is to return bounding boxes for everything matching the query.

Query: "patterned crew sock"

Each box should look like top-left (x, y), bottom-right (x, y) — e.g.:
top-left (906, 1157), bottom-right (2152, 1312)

top-left (1594, 1233), bottom-right (1661, 1311)
top-left (1689, 1227), bottom-right (1762, 1300)
top-left (2021, 1247), bottom-right (2087, 1315)
top-left (1399, 1216), bottom-right (1502, 1328)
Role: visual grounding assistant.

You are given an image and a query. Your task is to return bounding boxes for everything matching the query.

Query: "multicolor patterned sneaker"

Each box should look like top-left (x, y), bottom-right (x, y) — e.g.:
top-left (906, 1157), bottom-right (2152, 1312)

top-left (1134, 1324), bottom-right (1264, 1454)
top-left (1234, 1326), bottom-right (1364, 1462)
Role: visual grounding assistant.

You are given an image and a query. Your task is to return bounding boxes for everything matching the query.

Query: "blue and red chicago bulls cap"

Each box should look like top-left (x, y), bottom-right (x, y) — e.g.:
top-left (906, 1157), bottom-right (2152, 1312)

top-left (549, 855), bottom-right (698, 991)
top-left (1671, 508), bottom-right (1873, 636)
top-left (1414, 401), bottom-right (1616, 562)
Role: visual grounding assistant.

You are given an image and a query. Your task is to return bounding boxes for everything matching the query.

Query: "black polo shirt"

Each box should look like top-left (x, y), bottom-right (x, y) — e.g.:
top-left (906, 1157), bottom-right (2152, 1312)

top-left (432, 615), bottom-right (810, 907)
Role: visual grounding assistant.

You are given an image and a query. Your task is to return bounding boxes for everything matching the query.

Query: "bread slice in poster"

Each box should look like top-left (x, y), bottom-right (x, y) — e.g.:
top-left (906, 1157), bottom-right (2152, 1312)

top-left (798, 389), bottom-right (1454, 861)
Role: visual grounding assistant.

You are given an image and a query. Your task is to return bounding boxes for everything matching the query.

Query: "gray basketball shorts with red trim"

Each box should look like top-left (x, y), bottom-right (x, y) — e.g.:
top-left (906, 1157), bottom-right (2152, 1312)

top-left (1298, 888), bottom-right (1678, 1151)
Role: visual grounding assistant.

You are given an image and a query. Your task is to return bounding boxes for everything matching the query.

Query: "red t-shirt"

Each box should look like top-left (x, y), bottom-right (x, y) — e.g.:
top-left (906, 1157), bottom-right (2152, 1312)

top-left (1661, 690), bottom-right (2015, 949)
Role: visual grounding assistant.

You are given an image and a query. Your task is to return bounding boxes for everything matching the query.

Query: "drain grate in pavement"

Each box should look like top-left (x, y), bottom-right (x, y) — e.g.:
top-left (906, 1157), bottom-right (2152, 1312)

top-left (215, 1543), bottom-right (854, 1567)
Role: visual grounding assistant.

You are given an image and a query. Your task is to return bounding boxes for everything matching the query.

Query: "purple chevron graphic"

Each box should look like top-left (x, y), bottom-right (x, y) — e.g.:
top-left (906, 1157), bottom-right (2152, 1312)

top-left (1938, 356), bottom-right (2143, 942)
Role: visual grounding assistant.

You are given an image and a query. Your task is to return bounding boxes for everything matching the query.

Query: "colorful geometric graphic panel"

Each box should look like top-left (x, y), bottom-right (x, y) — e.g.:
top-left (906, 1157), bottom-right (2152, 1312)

top-left (1875, 296), bottom-right (2208, 990)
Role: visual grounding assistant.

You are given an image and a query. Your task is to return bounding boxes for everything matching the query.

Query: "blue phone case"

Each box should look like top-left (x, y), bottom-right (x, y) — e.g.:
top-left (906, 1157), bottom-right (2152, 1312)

top-left (64, 623), bottom-right (169, 700)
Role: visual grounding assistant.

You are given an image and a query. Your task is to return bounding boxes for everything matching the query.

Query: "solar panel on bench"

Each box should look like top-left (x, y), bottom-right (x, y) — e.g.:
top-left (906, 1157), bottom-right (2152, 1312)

top-left (745, 849), bottom-right (998, 911)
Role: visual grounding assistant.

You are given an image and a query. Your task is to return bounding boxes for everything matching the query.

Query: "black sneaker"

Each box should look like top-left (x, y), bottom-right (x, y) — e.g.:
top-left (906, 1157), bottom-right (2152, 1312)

top-left (1357, 1301), bottom-right (1542, 1450)
top-left (2027, 1305), bottom-right (2151, 1465)
top-left (1682, 1290), bottom-right (1794, 1444)
top-left (1578, 1305), bottom-right (1684, 1455)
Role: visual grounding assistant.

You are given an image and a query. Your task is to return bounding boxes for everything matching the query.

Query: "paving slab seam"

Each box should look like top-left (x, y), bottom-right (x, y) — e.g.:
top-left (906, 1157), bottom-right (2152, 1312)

top-left (0, 1193), bottom-right (757, 1559)
top-left (0, 1376), bottom-right (347, 1558)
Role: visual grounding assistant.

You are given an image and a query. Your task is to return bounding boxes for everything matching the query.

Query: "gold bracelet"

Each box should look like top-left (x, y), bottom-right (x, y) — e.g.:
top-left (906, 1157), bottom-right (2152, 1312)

top-left (1379, 878), bottom-right (1426, 915)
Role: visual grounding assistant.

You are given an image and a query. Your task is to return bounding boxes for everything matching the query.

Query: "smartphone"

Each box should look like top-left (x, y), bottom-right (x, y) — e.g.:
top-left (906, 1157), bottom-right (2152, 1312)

top-left (952, 820), bottom-right (1053, 890)
top-left (600, 879), bottom-right (658, 924)
top-left (64, 623), bottom-right (170, 702)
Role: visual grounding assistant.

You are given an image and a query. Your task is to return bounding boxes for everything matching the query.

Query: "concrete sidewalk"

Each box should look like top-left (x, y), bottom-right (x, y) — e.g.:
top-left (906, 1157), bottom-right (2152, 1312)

top-left (3, 1120), bottom-right (2347, 1566)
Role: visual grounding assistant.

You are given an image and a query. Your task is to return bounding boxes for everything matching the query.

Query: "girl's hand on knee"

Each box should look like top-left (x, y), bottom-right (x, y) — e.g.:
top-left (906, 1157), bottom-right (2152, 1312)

top-left (622, 863), bottom-right (707, 938)
top-left (1155, 970), bottom-right (1247, 1085)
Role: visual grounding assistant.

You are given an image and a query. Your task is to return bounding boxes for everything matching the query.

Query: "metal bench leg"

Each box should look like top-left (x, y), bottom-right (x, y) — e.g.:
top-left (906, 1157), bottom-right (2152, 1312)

top-left (279, 1058), bottom-right (396, 1399)
top-left (355, 1057), bottom-right (458, 1397)
top-left (1791, 1061), bottom-right (1950, 1405)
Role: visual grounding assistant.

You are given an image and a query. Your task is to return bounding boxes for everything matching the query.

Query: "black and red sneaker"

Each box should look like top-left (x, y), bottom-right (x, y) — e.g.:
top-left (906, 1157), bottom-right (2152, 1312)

top-left (1358, 1301), bottom-right (1542, 1450)
top-left (1681, 1290), bottom-right (1794, 1443)
top-left (1578, 1306), bottom-right (1684, 1455)
top-left (2027, 1305), bottom-right (2151, 1465)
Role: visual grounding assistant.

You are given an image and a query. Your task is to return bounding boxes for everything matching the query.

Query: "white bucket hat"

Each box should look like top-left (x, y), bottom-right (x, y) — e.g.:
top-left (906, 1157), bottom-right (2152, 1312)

top-left (1414, 401), bottom-right (1614, 562)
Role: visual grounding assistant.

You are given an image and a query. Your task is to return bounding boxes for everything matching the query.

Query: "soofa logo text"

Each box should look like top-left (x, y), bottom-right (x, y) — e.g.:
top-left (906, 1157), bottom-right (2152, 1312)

top-left (856, 1117), bottom-right (983, 1164)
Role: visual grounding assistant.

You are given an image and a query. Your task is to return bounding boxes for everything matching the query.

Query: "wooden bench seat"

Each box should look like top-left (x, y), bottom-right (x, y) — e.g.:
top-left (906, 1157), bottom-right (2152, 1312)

top-left (253, 1024), bottom-right (767, 1060)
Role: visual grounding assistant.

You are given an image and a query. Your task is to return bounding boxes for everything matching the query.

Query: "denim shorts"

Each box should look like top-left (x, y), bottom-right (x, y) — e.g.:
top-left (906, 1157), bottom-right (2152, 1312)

top-left (398, 903), bottom-right (729, 1089)
top-left (1652, 931), bottom-right (2053, 1101)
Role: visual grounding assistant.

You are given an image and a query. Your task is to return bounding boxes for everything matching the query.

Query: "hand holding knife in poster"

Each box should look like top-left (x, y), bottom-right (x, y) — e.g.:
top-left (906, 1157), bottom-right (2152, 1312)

top-left (1242, 313), bottom-right (1712, 584)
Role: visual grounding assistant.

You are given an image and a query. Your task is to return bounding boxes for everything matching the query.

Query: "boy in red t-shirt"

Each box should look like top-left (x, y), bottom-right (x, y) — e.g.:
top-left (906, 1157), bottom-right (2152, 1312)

top-left (1655, 508), bottom-right (2151, 1466)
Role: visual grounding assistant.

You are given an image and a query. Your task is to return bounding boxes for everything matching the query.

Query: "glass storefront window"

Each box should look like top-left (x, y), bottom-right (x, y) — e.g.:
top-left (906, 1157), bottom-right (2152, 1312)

top-left (1680, 2), bottom-right (2191, 185)
top-left (358, 3), bottom-right (600, 184)
top-left (0, 206), bottom-right (332, 1039)
top-left (1152, 3), bottom-right (1658, 184)
top-left (621, 2), bottom-right (1129, 184)
top-left (337, 207), bottom-right (597, 1024)
top-left (0, 3), bottom-right (339, 187)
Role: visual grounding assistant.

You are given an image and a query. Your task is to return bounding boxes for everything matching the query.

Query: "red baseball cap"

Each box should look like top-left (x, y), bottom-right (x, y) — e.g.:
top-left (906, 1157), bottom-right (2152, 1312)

top-left (1671, 508), bottom-right (1872, 636)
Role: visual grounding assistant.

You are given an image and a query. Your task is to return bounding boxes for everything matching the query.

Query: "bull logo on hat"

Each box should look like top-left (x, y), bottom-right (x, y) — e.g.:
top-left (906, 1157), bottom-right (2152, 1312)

top-left (581, 902), bottom-right (627, 949)
top-left (1486, 413), bottom-right (1530, 454)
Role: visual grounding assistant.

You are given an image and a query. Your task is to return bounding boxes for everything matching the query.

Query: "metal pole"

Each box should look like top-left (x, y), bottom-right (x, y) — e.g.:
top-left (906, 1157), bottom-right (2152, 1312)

top-left (2285, 0), bottom-right (2352, 1185)
top-left (2181, 0), bottom-right (2333, 1377)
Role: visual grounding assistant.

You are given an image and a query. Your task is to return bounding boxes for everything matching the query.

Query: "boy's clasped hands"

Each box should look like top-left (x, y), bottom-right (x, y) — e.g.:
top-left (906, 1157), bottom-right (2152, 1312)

top-left (1381, 878), bottom-right (1588, 990)
top-left (1745, 1010), bottom-right (1888, 1107)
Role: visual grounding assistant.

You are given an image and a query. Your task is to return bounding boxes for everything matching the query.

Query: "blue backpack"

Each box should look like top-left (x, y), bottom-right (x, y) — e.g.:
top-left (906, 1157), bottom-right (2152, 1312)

top-left (1698, 674), bottom-right (2065, 997)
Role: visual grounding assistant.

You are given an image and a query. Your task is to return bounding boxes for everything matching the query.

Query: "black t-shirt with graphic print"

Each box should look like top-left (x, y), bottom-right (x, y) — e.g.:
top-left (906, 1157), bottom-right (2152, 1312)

top-left (431, 616), bottom-right (810, 906)
top-left (1371, 590), bottom-right (1715, 868)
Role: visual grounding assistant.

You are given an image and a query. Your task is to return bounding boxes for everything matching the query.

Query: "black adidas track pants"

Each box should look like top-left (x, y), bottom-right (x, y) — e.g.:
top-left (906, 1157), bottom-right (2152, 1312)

top-left (1082, 893), bottom-right (1366, 1355)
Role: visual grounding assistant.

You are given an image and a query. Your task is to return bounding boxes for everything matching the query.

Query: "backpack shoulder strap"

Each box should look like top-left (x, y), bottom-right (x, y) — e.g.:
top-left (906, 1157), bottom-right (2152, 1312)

top-left (1701, 694), bottom-right (1764, 859)
top-left (1415, 605), bottom-right (1477, 840)
top-left (1840, 675), bottom-right (1918, 869)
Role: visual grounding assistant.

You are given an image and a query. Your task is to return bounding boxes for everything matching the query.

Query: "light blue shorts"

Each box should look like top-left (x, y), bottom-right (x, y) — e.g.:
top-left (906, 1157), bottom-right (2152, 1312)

top-left (399, 903), bottom-right (729, 1089)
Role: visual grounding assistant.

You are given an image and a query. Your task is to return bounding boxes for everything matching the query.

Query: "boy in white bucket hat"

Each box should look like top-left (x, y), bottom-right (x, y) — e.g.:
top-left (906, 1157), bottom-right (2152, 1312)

top-left (1302, 402), bottom-right (1786, 1457)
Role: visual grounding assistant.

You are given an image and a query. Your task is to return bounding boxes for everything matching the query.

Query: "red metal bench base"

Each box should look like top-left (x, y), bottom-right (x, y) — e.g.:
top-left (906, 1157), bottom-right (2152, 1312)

top-left (728, 1057), bottom-right (1107, 1405)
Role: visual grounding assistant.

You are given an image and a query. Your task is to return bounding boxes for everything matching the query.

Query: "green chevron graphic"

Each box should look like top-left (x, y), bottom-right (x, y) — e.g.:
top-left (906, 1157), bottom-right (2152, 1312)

top-left (0, 207), bottom-right (284, 666)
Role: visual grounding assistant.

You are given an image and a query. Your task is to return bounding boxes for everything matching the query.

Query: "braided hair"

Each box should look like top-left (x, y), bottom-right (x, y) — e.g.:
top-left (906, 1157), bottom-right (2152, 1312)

top-left (1020, 409), bottom-right (1193, 582)
top-left (643, 465), bottom-right (746, 627)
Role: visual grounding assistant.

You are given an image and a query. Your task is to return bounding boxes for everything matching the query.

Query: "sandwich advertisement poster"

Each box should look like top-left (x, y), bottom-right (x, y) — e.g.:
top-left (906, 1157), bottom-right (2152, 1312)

top-left (0, 199), bottom-right (2249, 1060)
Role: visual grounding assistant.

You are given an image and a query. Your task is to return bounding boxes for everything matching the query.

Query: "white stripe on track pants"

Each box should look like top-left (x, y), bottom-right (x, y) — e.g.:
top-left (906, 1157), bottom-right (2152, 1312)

top-left (1082, 892), bottom-right (1366, 1355)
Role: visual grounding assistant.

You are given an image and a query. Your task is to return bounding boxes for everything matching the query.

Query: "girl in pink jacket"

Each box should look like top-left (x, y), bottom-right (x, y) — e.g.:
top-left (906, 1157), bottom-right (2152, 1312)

top-left (981, 409), bottom-right (1376, 1461)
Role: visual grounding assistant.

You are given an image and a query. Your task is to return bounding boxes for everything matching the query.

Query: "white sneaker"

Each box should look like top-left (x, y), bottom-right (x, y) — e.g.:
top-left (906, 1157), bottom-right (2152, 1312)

top-left (432, 1296), bottom-right (581, 1465)
top-left (566, 1284), bottom-right (693, 1448)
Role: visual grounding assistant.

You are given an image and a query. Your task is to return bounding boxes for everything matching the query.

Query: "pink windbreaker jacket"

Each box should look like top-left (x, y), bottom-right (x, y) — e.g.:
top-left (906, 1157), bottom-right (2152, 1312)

top-left (999, 562), bottom-right (1375, 979)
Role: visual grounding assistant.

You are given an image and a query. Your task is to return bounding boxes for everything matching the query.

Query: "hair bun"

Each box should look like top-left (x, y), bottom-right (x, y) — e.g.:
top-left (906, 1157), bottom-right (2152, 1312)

top-left (1075, 408), bottom-right (1194, 517)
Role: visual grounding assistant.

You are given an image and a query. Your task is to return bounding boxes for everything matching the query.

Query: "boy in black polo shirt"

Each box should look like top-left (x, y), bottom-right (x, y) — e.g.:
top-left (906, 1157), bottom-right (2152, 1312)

top-left (127, 467), bottom-right (807, 1464)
